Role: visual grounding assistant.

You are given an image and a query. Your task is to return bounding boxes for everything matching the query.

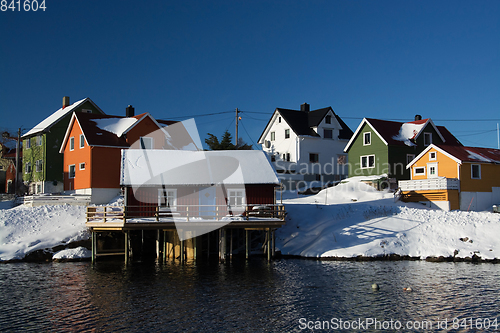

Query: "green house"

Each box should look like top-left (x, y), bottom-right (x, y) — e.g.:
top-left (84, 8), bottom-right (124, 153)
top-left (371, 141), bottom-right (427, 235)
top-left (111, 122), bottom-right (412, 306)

top-left (21, 97), bottom-right (105, 194)
top-left (343, 116), bottom-right (462, 182)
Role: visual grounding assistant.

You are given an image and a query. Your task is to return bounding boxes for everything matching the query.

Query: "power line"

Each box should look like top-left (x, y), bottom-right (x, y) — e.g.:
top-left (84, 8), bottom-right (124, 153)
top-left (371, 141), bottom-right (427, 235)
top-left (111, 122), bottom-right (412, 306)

top-left (239, 119), bottom-right (259, 149)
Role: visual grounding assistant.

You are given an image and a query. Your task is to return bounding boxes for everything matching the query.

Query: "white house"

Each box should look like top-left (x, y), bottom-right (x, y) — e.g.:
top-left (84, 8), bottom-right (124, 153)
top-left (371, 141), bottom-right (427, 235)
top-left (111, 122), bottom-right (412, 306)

top-left (257, 103), bottom-right (353, 191)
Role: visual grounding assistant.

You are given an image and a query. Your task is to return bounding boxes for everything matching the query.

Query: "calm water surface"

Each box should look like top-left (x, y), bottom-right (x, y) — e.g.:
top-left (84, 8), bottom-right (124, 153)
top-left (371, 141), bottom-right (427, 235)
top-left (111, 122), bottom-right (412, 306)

top-left (0, 259), bottom-right (499, 332)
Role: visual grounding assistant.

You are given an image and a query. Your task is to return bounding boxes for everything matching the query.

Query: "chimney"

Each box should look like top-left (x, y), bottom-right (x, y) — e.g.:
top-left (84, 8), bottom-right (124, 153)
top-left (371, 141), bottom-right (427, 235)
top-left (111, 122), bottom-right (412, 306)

top-left (300, 103), bottom-right (310, 112)
top-left (415, 114), bottom-right (422, 121)
top-left (126, 105), bottom-right (135, 117)
top-left (62, 96), bottom-right (70, 109)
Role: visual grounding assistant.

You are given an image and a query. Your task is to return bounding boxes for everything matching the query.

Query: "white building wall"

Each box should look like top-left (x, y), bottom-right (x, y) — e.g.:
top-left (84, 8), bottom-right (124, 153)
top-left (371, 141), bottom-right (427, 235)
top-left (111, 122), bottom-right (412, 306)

top-left (460, 188), bottom-right (500, 212)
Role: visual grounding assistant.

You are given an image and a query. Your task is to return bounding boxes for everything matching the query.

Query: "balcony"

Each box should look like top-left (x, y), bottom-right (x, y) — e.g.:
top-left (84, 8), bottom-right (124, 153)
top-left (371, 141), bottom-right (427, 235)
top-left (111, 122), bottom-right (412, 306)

top-left (398, 178), bottom-right (459, 191)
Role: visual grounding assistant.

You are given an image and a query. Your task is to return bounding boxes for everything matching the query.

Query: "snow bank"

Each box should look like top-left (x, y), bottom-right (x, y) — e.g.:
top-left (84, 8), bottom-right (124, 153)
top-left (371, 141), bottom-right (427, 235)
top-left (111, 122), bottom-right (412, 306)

top-left (53, 247), bottom-right (91, 260)
top-left (276, 179), bottom-right (500, 259)
top-left (0, 204), bottom-right (89, 261)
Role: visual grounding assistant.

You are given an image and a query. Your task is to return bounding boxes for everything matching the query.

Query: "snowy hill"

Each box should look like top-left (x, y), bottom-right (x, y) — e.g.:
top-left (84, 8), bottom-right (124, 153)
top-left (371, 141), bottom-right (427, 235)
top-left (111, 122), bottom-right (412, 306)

top-left (276, 177), bottom-right (500, 260)
top-left (1, 178), bottom-right (499, 262)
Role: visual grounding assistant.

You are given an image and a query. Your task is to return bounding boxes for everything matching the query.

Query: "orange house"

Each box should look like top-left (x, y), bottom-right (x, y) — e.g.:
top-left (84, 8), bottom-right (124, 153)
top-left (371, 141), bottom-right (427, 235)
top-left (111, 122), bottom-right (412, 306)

top-left (60, 108), bottom-right (175, 204)
top-left (400, 144), bottom-right (500, 211)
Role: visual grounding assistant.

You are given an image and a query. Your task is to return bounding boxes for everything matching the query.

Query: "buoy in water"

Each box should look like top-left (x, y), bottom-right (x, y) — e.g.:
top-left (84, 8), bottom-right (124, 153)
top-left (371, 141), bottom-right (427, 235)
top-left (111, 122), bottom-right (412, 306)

top-left (372, 283), bottom-right (380, 290)
top-left (403, 287), bottom-right (412, 292)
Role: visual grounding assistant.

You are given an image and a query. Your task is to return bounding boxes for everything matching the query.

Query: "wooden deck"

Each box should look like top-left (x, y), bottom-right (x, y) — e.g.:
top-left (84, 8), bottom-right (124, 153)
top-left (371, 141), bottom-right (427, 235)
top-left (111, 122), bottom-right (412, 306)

top-left (86, 204), bottom-right (286, 231)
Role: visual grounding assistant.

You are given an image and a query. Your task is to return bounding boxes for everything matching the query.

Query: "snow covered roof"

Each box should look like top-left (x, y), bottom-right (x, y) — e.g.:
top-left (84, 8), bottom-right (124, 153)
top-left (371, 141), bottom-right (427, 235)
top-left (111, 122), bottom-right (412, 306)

top-left (344, 118), bottom-right (461, 152)
top-left (22, 98), bottom-right (104, 138)
top-left (121, 150), bottom-right (279, 186)
top-left (406, 144), bottom-right (500, 169)
top-left (93, 117), bottom-right (138, 137)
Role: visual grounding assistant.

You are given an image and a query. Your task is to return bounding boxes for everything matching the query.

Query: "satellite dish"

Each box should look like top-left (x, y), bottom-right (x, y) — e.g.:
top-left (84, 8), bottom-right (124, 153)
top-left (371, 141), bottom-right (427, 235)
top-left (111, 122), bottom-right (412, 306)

top-left (265, 140), bottom-right (271, 148)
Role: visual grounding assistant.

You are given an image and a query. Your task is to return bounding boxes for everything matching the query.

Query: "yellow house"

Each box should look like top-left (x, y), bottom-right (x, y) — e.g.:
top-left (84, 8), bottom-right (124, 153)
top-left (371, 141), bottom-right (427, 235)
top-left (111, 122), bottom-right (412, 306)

top-left (399, 144), bottom-right (500, 211)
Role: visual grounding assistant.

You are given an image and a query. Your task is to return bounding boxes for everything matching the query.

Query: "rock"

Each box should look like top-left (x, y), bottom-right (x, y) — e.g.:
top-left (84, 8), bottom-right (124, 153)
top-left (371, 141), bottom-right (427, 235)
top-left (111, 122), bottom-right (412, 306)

top-left (372, 283), bottom-right (380, 290)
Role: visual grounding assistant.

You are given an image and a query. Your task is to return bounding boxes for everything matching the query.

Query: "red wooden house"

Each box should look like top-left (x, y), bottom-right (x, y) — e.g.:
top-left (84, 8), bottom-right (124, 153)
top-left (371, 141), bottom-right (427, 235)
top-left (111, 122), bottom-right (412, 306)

top-left (59, 106), bottom-right (177, 204)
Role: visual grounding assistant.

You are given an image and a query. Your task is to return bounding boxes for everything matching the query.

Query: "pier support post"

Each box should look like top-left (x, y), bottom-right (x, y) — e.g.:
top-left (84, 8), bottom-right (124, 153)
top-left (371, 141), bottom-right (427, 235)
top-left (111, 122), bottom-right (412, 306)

top-left (245, 229), bottom-right (250, 259)
top-left (163, 230), bottom-right (166, 263)
top-left (272, 229), bottom-right (276, 258)
top-left (91, 231), bottom-right (96, 264)
top-left (124, 231), bottom-right (129, 265)
top-left (180, 239), bottom-right (185, 264)
top-left (267, 228), bottom-right (271, 261)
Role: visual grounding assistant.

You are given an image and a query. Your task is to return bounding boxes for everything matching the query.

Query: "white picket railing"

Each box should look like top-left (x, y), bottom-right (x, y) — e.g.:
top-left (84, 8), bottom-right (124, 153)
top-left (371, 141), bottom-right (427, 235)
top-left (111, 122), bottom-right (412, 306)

top-left (17, 194), bottom-right (91, 207)
top-left (398, 178), bottom-right (459, 191)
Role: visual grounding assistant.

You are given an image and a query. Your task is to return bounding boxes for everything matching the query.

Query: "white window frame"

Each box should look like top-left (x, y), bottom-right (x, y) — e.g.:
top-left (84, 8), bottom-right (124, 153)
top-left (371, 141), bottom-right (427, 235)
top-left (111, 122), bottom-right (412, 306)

top-left (427, 162), bottom-right (438, 178)
top-left (471, 164), bottom-right (481, 179)
top-left (25, 138), bottom-right (31, 149)
top-left (429, 151), bottom-right (437, 161)
top-left (69, 137), bottom-right (75, 151)
top-left (228, 189), bottom-right (246, 208)
top-left (35, 159), bottom-right (43, 172)
top-left (414, 166), bottom-right (426, 177)
top-left (363, 132), bottom-right (371, 146)
top-left (284, 129), bottom-right (290, 139)
top-left (79, 134), bottom-right (85, 148)
top-left (325, 115), bottom-right (332, 124)
top-left (79, 162), bottom-right (86, 170)
top-left (36, 135), bottom-right (43, 146)
top-left (69, 164), bottom-right (76, 179)
top-left (140, 137), bottom-right (154, 149)
top-left (323, 129), bottom-right (333, 139)
top-left (270, 131), bottom-right (275, 141)
top-left (158, 188), bottom-right (177, 211)
top-left (25, 162), bottom-right (31, 174)
top-left (424, 132), bottom-right (432, 146)
top-left (360, 154), bottom-right (375, 169)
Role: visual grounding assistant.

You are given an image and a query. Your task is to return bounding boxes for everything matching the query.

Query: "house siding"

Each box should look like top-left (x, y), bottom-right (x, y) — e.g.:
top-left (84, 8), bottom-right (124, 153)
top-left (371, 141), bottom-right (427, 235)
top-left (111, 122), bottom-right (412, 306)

top-left (410, 147), bottom-right (459, 180)
top-left (63, 119), bottom-right (92, 191)
top-left (460, 163), bottom-right (500, 192)
top-left (347, 123), bottom-right (389, 178)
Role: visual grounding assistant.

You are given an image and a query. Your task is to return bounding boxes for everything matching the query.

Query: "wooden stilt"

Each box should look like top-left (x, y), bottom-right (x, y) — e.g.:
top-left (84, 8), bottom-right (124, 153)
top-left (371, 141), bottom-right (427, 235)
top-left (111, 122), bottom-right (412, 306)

top-left (91, 231), bottom-right (96, 263)
top-left (156, 230), bottom-right (160, 260)
top-left (230, 229), bottom-right (233, 261)
top-left (272, 229), bottom-right (275, 258)
top-left (124, 231), bottom-right (129, 265)
top-left (245, 229), bottom-right (250, 259)
top-left (267, 228), bottom-right (271, 261)
top-left (193, 236), bottom-right (197, 261)
top-left (180, 239), bottom-right (185, 264)
top-left (163, 230), bottom-right (166, 263)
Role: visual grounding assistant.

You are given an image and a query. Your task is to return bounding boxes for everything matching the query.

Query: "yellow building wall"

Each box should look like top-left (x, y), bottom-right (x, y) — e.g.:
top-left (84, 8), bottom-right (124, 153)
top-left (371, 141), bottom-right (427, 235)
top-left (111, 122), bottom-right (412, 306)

top-left (460, 163), bottom-right (500, 192)
top-left (411, 148), bottom-right (458, 180)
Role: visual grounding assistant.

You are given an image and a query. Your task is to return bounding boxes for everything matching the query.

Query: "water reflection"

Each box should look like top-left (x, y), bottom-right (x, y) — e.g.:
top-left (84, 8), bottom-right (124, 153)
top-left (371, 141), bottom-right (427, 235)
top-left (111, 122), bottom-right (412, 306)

top-left (0, 260), bottom-right (499, 332)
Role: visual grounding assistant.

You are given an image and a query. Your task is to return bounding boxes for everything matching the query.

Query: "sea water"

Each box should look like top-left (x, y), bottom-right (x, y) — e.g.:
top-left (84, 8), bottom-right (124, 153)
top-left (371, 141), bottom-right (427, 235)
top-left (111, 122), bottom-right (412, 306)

top-left (0, 259), bottom-right (499, 332)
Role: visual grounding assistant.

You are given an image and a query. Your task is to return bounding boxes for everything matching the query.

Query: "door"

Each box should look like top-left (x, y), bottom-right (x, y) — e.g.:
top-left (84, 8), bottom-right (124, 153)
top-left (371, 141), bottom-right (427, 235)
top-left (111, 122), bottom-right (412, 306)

top-left (198, 187), bottom-right (216, 219)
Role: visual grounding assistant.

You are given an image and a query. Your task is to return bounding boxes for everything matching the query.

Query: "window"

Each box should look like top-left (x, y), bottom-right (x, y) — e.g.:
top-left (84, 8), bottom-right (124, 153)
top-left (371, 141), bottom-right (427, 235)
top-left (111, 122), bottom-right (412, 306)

top-left (79, 162), bottom-right (86, 170)
top-left (35, 160), bottom-right (43, 172)
top-left (278, 117), bottom-right (281, 123)
top-left (424, 133), bottom-right (432, 146)
top-left (324, 129), bottom-right (333, 139)
top-left (428, 163), bottom-right (438, 178)
top-left (140, 137), bottom-right (153, 149)
top-left (271, 155), bottom-right (276, 162)
top-left (337, 155), bottom-right (347, 165)
top-left (80, 134), bottom-right (85, 148)
top-left (360, 155), bottom-right (375, 169)
top-left (69, 137), bottom-right (74, 151)
top-left (363, 132), bottom-right (371, 146)
top-left (282, 153), bottom-right (290, 162)
top-left (25, 138), bottom-right (31, 149)
top-left (36, 184), bottom-right (42, 194)
top-left (407, 154), bottom-right (416, 165)
top-left (325, 115), bottom-right (332, 124)
top-left (270, 132), bottom-right (275, 141)
top-left (310, 153), bottom-right (319, 163)
top-left (315, 174), bottom-right (321, 181)
top-left (25, 162), bottom-right (31, 174)
top-left (228, 189), bottom-right (245, 208)
top-left (414, 167), bottom-right (426, 176)
top-left (69, 165), bottom-right (76, 178)
top-left (82, 109), bottom-right (92, 113)
top-left (36, 135), bottom-right (42, 146)
top-left (471, 164), bottom-right (481, 179)
top-left (158, 189), bottom-right (177, 210)
top-left (284, 129), bottom-right (290, 139)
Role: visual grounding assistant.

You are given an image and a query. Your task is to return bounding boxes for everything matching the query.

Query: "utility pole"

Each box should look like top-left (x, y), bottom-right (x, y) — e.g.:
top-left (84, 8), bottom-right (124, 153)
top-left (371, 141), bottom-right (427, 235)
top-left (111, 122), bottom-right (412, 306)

top-left (235, 108), bottom-right (239, 147)
top-left (15, 128), bottom-right (20, 194)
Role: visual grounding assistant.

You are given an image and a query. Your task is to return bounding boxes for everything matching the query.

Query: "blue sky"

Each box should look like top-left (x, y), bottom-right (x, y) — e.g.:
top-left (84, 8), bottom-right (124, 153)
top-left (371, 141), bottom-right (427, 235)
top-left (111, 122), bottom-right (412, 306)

top-left (1, 0), bottom-right (499, 148)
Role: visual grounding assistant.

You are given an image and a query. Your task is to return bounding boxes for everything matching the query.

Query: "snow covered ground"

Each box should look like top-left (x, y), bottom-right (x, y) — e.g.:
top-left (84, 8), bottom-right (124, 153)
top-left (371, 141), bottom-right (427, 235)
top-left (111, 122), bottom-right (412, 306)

top-left (1, 177), bottom-right (499, 261)
top-left (276, 176), bottom-right (500, 259)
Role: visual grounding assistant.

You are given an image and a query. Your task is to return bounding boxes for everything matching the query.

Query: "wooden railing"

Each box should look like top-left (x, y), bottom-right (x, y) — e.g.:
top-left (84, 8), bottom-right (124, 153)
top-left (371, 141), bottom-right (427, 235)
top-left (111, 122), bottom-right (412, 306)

top-left (398, 178), bottom-right (459, 191)
top-left (86, 204), bottom-right (286, 223)
top-left (19, 194), bottom-right (91, 207)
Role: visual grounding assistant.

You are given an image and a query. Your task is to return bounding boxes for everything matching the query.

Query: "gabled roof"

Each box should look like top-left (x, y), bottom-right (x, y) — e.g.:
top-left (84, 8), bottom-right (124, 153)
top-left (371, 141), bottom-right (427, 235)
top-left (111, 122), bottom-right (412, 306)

top-left (121, 150), bottom-right (279, 186)
top-left (407, 144), bottom-right (500, 169)
top-left (344, 118), bottom-right (461, 152)
top-left (258, 106), bottom-right (353, 143)
top-left (22, 98), bottom-right (104, 138)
